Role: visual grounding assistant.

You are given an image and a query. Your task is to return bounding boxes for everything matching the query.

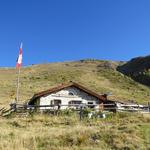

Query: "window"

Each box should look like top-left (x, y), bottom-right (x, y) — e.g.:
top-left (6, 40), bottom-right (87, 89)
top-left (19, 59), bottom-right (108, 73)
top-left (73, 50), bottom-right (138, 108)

top-left (88, 102), bottom-right (93, 105)
top-left (68, 100), bottom-right (82, 109)
top-left (68, 92), bottom-right (74, 96)
top-left (69, 100), bottom-right (82, 104)
top-left (51, 99), bottom-right (61, 105)
top-left (88, 102), bottom-right (94, 108)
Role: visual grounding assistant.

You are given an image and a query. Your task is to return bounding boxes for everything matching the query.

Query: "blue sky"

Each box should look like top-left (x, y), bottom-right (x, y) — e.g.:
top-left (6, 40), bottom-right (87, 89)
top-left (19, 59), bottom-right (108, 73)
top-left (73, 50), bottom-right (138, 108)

top-left (0, 0), bottom-right (150, 67)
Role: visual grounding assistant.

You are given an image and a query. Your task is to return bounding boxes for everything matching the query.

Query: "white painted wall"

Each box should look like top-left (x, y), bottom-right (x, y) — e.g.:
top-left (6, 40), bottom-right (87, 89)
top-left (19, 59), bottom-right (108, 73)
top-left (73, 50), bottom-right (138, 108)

top-left (39, 86), bottom-right (100, 110)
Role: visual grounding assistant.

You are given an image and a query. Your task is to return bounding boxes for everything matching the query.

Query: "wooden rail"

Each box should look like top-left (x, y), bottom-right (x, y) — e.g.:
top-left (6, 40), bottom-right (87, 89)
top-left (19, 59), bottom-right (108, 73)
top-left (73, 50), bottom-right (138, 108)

top-left (10, 103), bottom-right (150, 113)
top-left (0, 103), bottom-right (149, 118)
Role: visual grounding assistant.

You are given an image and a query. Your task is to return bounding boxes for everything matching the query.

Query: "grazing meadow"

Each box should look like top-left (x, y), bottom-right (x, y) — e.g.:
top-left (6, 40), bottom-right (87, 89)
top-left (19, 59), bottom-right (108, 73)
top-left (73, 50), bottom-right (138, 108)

top-left (0, 112), bottom-right (150, 150)
top-left (0, 60), bottom-right (150, 150)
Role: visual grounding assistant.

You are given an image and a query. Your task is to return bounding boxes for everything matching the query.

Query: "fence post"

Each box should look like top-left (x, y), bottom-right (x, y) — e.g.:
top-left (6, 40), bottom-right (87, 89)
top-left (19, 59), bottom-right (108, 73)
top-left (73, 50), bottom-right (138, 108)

top-left (99, 103), bottom-right (104, 112)
top-left (10, 103), bottom-right (16, 112)
top-left (79, 104), bottom-right (83, 121)
top-left (137, 103), bottom-right (140, 113)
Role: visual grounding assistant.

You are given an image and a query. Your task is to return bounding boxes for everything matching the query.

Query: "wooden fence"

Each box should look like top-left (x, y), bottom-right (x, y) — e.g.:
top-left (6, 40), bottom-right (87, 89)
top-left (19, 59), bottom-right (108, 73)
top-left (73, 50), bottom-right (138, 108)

top-left (10, 103), bottom-right (150, 113)
top-left (1, 103), bottom-right (149, 118)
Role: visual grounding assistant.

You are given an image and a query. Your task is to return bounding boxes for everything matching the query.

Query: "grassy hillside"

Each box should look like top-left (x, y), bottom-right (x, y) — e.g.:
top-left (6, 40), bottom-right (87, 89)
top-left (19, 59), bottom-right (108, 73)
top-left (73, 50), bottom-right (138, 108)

top-left (0, 59), bottom-right (150, 106)
top-left (0, 59), bottom-right (150, 150)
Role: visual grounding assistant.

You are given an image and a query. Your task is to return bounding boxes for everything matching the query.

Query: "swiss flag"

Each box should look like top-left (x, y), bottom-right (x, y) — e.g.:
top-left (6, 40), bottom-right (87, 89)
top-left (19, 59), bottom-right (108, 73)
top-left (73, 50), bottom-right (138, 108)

top-left (16, 43), bottom-right (23, 69)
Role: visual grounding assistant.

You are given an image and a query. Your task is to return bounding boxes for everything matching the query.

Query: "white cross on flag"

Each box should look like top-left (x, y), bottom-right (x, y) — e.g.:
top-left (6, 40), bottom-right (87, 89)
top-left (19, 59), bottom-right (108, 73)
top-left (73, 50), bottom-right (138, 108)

top-left (16, 43), bottom-right (23, 69)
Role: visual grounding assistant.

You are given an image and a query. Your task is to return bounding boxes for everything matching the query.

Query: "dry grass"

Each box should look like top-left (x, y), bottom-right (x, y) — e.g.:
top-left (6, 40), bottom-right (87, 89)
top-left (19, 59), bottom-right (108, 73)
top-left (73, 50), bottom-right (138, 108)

top-left (0, 112), bottom-right (149, 150)
top-left (0, 60), bottom-right (150, 150)
top-left (0, 60), bottom-right (150, 106)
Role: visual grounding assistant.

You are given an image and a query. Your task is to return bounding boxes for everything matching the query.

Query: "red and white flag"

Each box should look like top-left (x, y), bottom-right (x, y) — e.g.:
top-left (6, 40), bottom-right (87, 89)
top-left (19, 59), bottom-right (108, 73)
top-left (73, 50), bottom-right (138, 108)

top-left (16, 43), bottom-right (23, 69)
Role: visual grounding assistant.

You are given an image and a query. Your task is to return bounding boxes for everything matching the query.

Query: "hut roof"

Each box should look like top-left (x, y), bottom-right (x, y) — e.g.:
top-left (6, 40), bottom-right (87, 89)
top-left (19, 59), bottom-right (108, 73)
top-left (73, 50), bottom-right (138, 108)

top-left (28, 81), bottom-right (106, 104)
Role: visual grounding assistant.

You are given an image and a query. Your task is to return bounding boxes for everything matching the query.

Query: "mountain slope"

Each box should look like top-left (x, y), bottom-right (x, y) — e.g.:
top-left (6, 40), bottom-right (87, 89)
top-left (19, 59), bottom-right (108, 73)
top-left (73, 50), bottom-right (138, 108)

top-left (117, 55), bottom-right (150, 87)
top-left (0, 59), bottom-right (150, 106)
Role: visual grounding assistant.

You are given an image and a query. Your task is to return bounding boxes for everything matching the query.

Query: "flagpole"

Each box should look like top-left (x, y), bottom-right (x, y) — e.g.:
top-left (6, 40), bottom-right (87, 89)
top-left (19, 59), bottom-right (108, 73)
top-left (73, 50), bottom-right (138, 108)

top-left (16, 66), bottom-right (20, 103)
top-left (16, 43), bottom-right (23, 104)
